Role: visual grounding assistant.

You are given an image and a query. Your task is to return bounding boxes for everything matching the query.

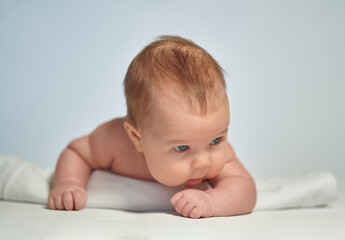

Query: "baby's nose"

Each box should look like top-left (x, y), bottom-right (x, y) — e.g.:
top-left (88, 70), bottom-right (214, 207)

top-left (191, 152), bottom-right (210, 170)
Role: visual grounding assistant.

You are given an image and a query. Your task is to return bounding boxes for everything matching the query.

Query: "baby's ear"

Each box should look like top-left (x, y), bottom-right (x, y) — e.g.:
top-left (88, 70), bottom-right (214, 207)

top-left (123, 120), bottom-right (143, 152)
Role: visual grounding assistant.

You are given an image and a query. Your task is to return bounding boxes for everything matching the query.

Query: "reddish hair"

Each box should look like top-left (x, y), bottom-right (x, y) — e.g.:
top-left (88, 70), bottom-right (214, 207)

top-left (123, 35), bottom-right (226, 129)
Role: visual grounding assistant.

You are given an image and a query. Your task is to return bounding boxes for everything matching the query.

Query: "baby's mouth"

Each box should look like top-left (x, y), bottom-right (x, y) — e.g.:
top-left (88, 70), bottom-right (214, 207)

top-left (185, 178), bottom-right (203, 186)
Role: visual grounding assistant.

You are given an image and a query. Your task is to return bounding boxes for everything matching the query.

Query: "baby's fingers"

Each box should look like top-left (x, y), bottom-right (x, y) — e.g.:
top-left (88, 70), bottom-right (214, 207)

top-left (53, 194), bottom-right (64, 210)
top-left (189, 207), bottom-right (203, 219)
top-left (72, 190), bottom-right (87, 210)
top-left (171, 195), bottom-right (190, 215)
top-left (62, 191), bottom-right (74, 210)
top-left (181, 202), bottom-right (198, 218)
top-left (170, 192), bottom-right (183, 206)
top-left (48, 196), bottom-right (56, 210)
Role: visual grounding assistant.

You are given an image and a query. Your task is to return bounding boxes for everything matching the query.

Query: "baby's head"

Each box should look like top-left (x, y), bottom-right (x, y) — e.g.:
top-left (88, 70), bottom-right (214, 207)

top-left (123, 36), bottom-right (230, 186)
top-left (123, 35), bottom-right (227, 131)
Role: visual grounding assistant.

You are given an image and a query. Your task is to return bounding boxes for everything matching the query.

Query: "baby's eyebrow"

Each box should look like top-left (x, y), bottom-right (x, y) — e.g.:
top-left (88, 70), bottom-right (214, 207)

top-left (166, 128), bottom-right (228, 144)
top-left (218, 128), bottom-right (228, 136)
top-left (166, 138), bottom-right (189, 145)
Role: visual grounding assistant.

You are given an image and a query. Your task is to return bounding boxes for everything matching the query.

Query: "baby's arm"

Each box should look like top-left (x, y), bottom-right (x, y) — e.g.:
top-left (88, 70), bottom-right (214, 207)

top-left (170, 143), bottom-right (256, 218)
top-left (48, 136), bottom-right (93, 210)
top-left (207, 159), bottom-right (256, 216)
top-left (49, 121), bottom-right (116, 210)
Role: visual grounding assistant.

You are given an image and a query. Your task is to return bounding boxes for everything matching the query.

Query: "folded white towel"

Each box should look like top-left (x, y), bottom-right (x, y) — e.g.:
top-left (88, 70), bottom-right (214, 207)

top-left (256, 171), bottom-right (338, 209)
top-left (0, 154), bottom-right (338, 211)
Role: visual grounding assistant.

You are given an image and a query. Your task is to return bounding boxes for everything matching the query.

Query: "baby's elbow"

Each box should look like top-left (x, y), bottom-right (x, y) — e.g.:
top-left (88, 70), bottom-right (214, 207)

top-left (246, 180), bottom-right (257, 213)
top-left (240, 178), bottom-right (257, 215)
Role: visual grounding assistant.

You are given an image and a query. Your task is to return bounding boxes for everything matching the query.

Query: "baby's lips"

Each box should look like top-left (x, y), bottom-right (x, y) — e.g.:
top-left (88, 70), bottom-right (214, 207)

top-left (185, 178), bottom-right (203, 186)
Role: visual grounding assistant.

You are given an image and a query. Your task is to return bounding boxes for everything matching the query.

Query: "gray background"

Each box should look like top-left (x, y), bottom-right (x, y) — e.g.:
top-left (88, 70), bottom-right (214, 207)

top-left (1, 0), bottom-right (344, 180)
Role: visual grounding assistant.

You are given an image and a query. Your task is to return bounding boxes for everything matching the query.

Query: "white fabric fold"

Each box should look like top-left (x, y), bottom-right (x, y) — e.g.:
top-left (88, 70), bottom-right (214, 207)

top-left (256, 171), bottom-right (338, 209)
top-left (0, 154), bottom-right (338, 211)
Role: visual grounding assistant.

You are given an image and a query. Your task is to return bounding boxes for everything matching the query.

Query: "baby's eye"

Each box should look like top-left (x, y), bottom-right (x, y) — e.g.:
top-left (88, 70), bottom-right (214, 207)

top-left (174, 145), bottom-right (189, 152)
top-left (210, 137), bottom-right (221, 145)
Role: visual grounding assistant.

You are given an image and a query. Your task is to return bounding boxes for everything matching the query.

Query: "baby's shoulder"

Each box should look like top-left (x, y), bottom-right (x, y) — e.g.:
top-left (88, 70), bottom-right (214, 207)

top-left (89, 117), bottom-right (133, 163)
top-left (93, 117), bottom-right (127, 136)
top-left (102, 117), bottom-right (126, 134)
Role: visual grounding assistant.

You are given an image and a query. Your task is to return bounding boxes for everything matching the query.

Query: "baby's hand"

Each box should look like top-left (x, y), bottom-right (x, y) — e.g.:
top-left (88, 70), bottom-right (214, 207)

top-left (170, 189), bottom-right (215, 219)
top-left (48, 182), bottom-right (87, 211)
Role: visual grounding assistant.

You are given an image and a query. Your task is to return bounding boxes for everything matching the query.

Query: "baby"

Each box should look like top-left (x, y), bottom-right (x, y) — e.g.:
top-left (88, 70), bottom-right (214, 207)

top-left (49, 36), bottom-right (257, 218)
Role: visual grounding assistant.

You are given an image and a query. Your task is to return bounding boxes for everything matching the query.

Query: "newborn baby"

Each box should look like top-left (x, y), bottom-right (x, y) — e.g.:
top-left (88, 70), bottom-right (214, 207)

top-left (49, 35), bottom-right (256, 218)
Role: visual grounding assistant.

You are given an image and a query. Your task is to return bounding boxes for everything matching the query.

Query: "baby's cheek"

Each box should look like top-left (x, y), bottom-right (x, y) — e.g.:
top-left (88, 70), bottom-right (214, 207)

top-left (209, 151), bottom-right (227, 176)
top-left (152, 163), bottom-right (189, 187)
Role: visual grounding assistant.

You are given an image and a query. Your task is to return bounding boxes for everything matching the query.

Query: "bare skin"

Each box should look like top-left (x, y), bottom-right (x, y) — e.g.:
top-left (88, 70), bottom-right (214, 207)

top-left (49, 118), bottom-right (154, 210)
top-left (49, 87), bottom-right (257, 218)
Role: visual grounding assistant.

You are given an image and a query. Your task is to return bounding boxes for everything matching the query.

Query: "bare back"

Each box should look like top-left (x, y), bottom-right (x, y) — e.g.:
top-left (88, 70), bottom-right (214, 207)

top-left (88, 118), bottom-right (154, 181)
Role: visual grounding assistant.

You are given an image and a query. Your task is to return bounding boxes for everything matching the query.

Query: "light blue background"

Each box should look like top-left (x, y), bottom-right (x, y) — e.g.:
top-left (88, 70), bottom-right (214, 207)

top-left (1, 0), bottom-right (344, 179)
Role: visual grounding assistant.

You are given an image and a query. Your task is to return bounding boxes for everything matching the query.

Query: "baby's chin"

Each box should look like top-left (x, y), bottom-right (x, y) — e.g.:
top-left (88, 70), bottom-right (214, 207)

top-left (154, 178), bottom-right (188, 188)
top-left (156, 179), bottom-right (207, 189)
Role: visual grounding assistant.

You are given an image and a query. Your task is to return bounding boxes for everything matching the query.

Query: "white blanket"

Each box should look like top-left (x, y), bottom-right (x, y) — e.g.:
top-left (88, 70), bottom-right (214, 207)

top-left (0, 154), bottom-right (338, 211)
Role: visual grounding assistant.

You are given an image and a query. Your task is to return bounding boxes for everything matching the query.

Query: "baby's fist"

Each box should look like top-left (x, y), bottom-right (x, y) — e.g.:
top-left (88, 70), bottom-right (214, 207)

top-left (49, 183), bottom-right (87, 211)
top-left (170, 189), bottom-right (215, 219)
